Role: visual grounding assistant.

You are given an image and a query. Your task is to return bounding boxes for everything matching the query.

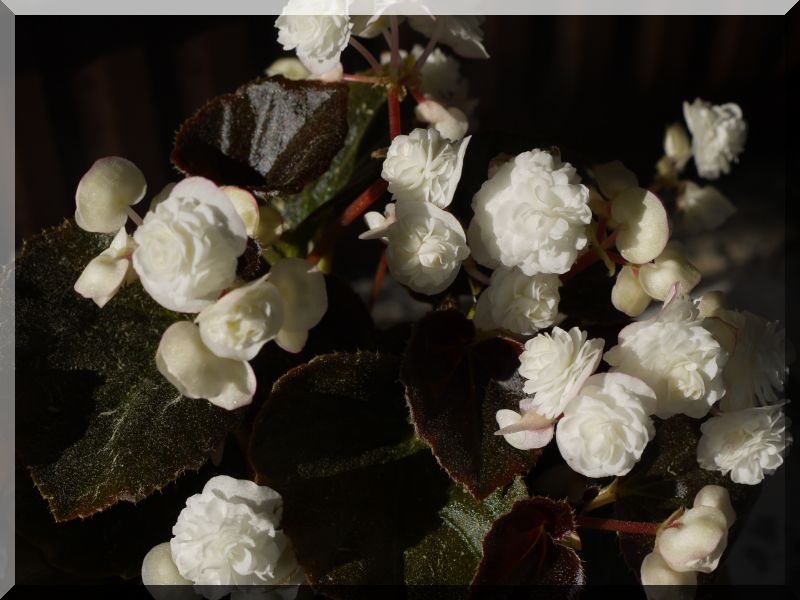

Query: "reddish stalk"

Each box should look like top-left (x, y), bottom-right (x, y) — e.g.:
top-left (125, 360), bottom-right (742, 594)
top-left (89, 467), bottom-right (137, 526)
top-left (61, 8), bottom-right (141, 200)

top-left (577, 516), bottom-right (660, 536)
top-left (368, 251), bottom-right (389, 310)
top-left (409, 87), bottom-right (427, 104)
top-left (343, 73), bottom-right (390, 84)
top-left (388, 86), bottom-right (402, 139)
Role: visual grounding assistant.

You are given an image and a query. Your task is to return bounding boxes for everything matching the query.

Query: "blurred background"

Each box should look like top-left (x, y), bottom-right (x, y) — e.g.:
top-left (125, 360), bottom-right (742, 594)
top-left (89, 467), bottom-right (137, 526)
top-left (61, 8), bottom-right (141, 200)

top-left (15, 14), bottom-right (798, 588)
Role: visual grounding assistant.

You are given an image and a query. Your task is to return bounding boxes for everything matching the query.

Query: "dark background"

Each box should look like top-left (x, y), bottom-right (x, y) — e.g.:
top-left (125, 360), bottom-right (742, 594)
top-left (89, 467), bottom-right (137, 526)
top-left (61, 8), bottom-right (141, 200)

top-left (14, 14), bottom-right (798, 589)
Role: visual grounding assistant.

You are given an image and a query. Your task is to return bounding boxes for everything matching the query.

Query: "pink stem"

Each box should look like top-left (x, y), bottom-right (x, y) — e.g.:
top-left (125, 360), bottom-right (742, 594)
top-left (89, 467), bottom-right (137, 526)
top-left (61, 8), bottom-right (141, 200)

top-left (413, 17), bottom-right (443, 73)
top-left (349, 37), bottom-right (383, 73)
top-left (126, 206), bottom-right (144, 227)
top-left (389, 15), bottom-right (401, 75)
top-left (368, 251), bottom-right (389, 310)
top-left (343, 73), bottom-right (389, 84)
top-left (577, 516), bottom-right (660, 536)
top-left (388, 86), bottom-right (402, 139)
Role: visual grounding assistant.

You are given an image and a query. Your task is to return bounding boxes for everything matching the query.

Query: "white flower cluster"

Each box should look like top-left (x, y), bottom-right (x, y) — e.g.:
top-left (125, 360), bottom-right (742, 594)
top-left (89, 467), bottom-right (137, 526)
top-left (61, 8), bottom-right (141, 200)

top-left (683, 99), bottom-right (747, 180)
top-left (73, 160), bottom-right (327, 411)
top-left (142, 476), bottom-right (303, 597)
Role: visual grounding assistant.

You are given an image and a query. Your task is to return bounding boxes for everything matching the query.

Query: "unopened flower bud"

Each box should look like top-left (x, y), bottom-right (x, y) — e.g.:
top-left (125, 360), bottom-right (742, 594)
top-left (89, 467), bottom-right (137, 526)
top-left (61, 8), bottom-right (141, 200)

top-left (693, 485), bottom-right (735, 529)
top-left (222, 186), bottom-right (260, 237)
top-left (638, 243), bottom-right (701, 301)
top-left (664, 123), bottom-right (692, 170)
top-left (611, 187), bottom-right (669, 265)
top-left (612, 266), bottom-right (651, 317)
top-left (640, 551), bottom-right (697, 600)
top-left (656, 506), bottom-right (728, 573)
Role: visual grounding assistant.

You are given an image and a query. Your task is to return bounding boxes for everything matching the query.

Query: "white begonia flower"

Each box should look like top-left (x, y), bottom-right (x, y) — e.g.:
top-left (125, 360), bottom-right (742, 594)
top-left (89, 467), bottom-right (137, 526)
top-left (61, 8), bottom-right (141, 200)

top-left (495, 408), bottom-right (555, 451)
top-left (133, 177), bottom-right (248, 313)
top-left (141, 542), bottom-right (193, 590)
top-left (74, 227), bottom-right (137, 308)
top-left (265, 56), bottom-right (311, 80)
top-left (267, 258), bottom-right (328, 353)
top-left (555, 372), bottom-right (656, 478)
top-left (611, 265), bottom-right (652, 318)
top-left (473, 267), bottom-right (561, 336)
top-left (221, 186), bottom-right (260, 237)
top-left (407, 15), bottom-right (489, 59)
top-left (414, 100), bottom-right (469, 142)
top-left (156, 322), bottom-right (256, 410)
top-left (637, 243), bottom-right (702, 302)
top-left (604, 294), bottom-right (728, 419)
top-left (656, 506), bottom-right (728, 573)
top-left (713, 309), bottom-right (786, 411)
top-left (75, 156), bottom-right (147, 233)
top-left (171, 476), bottom-right (301, 591)
top-left (677, 182), bottom-right (736, 234)
top-left (255, 204), bottom-right (285, 248)
top-left (195, 276), bottom-right (285, 361)
top-left (275, 0), bottom-right (353, 75)
top-left (640, 551), bottom-right (697, 594)
top-left (611, 187), bottom-right (670, 265)
top-left (517, 327), bottom-right (604, 419)
top-left (360, 202), bottom-right (396, 243)
top-left (469, 149), bottom-right (592, 276)
top-left (693, 485), bottom-right (736, 529)
top-left (683, 99), bottom-right (747, 180)
top-left (381, 128), bottom-right (471, 208)
top-left (697, 405), bottom-right (791, 485)
top-left (663, 122), bottom-right (693, 172)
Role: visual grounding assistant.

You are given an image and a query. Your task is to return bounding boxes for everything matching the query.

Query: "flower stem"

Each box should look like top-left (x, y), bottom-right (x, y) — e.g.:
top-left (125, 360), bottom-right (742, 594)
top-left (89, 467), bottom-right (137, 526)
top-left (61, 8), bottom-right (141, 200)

top-left (389, 15), bottom-right (401, 76)
top-left (409, 87), bottom-right (427, 104)
top-left (577, 516), bottom-right (660, 536)
top-left (388, 86), bottom-right (402, 139)
top-left (126, 206), bottom-right (144, 227)
top-left (343, 73), bottom-right (390, 84)
top-left (368, 251), bottom-right (389, 310)
top-left (413, 17), bottom-right (444, 73)
top-left (349, 38), bottom-right (383, 73)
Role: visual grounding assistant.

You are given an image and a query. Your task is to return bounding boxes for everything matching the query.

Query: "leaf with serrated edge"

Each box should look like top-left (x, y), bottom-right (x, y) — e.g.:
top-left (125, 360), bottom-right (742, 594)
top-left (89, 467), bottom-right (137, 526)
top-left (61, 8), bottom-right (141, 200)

top-left (14, 221), bottom-right (243, 521)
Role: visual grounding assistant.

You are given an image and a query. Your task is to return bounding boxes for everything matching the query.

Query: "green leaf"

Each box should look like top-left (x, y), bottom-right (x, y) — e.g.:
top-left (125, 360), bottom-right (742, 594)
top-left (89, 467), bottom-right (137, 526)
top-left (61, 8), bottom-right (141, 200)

top-left (614, 415), bottom-right (759, 579)
top-left (14, 221), bottom-right (244, 521)
top-left (273, 80), bottom-right (387, 231)
top-left (401, 310), bottom-right (543, 500)
top-left (171, 75), bottom-right (349, 194)
top-left (248, 351), bottom-right (528, 592)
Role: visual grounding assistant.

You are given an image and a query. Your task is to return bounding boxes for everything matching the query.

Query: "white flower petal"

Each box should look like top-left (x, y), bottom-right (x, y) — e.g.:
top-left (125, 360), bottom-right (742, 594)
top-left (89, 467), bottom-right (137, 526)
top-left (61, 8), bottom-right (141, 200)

top-left (693, 485), bottom-right (736, 529)
top-left (142, 542), bottom-right (194, 596)
top-left (611, 265), bottom-right (651, 317)
top-left (656, 506), bottom-right (728, 573)
top-left (74, 227), bottom-right (137, 308)
top-left (222, 186), bottom-right (261, 237)
top-left (415, 100), bottom-right (469, 142)
top-left (266, 56), bottom-right (311, 80)
top-left (75, 156), bottom-right (147, 233)
top-left (275, 329), bottom-right (309, 354)
top-left (638, 243), bottom-right (701, 301)
top-left (683, 99), bottom-right (747, 180)
top-left (640, 551), bottom-right (697, 593)
top-left (255, 204), bottom-right (284, 247)
top-left (269, 258), bottom-right (327, 333)
top-left (495, 409), bottom-right (554, 450)
top-left (275, 1), bottom-right (353, 75)
top-left (611, 187), bottom-right (669, 265)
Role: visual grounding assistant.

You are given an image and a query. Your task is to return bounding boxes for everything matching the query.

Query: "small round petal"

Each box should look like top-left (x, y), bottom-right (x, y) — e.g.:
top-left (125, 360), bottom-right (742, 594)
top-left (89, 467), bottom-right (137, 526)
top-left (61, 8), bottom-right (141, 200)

top-left (265, 57), bottom-right (310, 80)
top-left (142, 542), bottom-right (193, 587)
top-left (656, 506), bottom-right (728, 573)
top-left (255, 204), bottom-right (284, 247)
top-left (222, 186), bottom-right (260, 237)
top-left (693, 485), bottom-right (735, 528)
top-left (74, 227), bottom-right (137, 308)
top-left (275, 329), bottom-right (309, 354)
top-left (495, 409), bottom-right (554, 450)
top-left (611, 187), bottom-right (670, 265)
top-left (663, 123), bottom-right (692, 170)
top-left (415, 100), bottom-right (469, 142)
top-left (156, 322), bottom-right (256, 410)
top-left (612, 266), bottom-right (652, 317)
top-left (638, 244), bottom-right (702, 301)
top-left (268, 258), bottom-right (328, 340)
top-left (640, 551), bottom-right (697, 596)
top-left (697, 290), bottom-right (728, 319)
top-left (591, 160), bottom-right (638, 200)
top-left (677, 182), bottom-right (736, 234)
top-left (75, 156), bottom-right (147, 233)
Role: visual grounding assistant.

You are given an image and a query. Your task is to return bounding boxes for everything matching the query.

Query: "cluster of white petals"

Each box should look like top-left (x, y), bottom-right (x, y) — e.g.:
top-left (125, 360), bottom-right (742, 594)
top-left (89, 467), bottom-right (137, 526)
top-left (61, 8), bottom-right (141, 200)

top-left (407, 15), bottom-right (489, 59)
top-left (275, 0), bottom-right (352, 75)
top-left (474, 267), bottom-right (561, 336)
top-left (170, 476), bottom-right (301, 590)
top-left (697, 405), bottom-right (791, 485)
top-left (555, 372), bottom-right (656, 478)
top-left (381, 128), bottom-right (470, 208)
top-left (604, 295), bottom-right (728, 419)
top-left (75, 156), bottom-right (147, 233)
top-left (677, 182), bottom-right (736, 234)
top-left (683, 99), bottom-right (747, 180)
top-left (133, 177), bottom-right (248, 313)
top-left (414, 100), bottom-right (469, 142)
top-left (517, 327), bottom-right (604, 418)
top-left (469, 149), bottom-right (592, 275)
top-left (74, 227), bottom-right (137, 308)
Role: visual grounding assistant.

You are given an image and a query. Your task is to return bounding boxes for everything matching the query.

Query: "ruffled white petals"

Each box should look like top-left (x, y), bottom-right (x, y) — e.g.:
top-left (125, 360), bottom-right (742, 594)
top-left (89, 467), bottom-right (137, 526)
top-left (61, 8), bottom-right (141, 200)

top-left (171, 476), bottom-right (300, 589)
top-left (255, 204), bottom-right (285, 247)
top-left (384, 199), bottom-right (469, 295)
top-left (663, 122), bottom-right (692, 172)
top-left (495, 409), bottom-right (554, 451)
top-left (683, 99), bottom-right (747, 180)
top-left (697, 405), bottom-right (791, 485)
top-left (275, 0), bottom-right (353, 75)
top-left (470, 149), bottom-right (592, 275)
top-left (640, 551), bottom-right (697, 592)
top-left (132, 177), bottom-right (248, 313)
top-left (465, 217), bottom-right (500, 270)
top-left (407, 15), bottom-right (489, 59)
top-left (142, 542), bottom-right (193, 588)
top-left (637, 243), bottom-right (702, 301)
top-left (693, 485), bottom-right (736, 529)
top-left (222, 186), bottom-right (260, 237)
top-left (591, 160), bottom-right (638, 199)
top-left (656, 506), bottom-right (728, 573)
top-left (677, 182), bottom-right (736, 234)
top-left (518, 327), bottom-right (604, 419)
top-left (381, 128), bottom-right (470, 208)
top-left (713, 309), bottom-right (785, 411)
top-left (611, 187), bottom-right (669, 265)
top-left (604, 295), bottom-right (728, 419)
top-left (611, 265), bottom-right (651, 317)
top-left (75, 156), bottom-right (146, 233)
top-left (415, 100), bottom-right (469, 142)
top-left (268, 258), bottom-right (328, 353)
top-left (473, 267), bottom-right (561, 336)
top-left (196, 277), bottom-right (285, 361)
top-left (74, 227), bottom-right (137, 308)
top-left (265, 56), bottom-right (311, 80)
top-left (156, 322), bottom-right (256, 410)
top-left (555, 373), bottom-right (656, 478)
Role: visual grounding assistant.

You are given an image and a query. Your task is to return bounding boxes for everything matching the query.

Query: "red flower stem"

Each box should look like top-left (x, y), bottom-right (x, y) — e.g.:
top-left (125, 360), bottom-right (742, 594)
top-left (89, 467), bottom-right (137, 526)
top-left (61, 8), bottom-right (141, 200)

top-left (606, 250), bottom-right (627, 265)
top-left (413, 17), bottom-right (444, 73)
top-left (602, 228), bottom-right (620, 249)
top-left (577, 516), bottom-right (660, 536)
top-left (368, 251), bottom-right (389, 310)
top-left (348, 38), bottom-right (383, 73)
top-left (388, 86), bottom-right (402, 139)
top-left (343, 73), bottom-right (390, 84)
top-left (389, 16), bottom-right (401, 75)
top-left (410, 87), bottom-right (427, 104)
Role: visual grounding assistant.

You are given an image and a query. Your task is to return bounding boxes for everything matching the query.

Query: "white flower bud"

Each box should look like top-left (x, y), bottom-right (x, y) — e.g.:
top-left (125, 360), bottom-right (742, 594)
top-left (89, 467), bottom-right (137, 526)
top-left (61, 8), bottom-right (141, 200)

top-left (473, 267), bottom-right (561, 336)
top-left (74, 227), bottom-right (137, 308)
top-left (265, 56), bottom-right (310, 80)
top-left (638, 243), bottom-right (702, 301)
top-left (683, 99), bottom-right (747, 180)
top-left (611, 265), bottom-right (651, 317)
top-left (275, 0), bottom-right (352, 75)
top-left (656, 506), bottom-right (728, 573)
top-left (495, 408), bottom-right (554, 451)
top-left (591, 160), bottom-right (638, 199)
top-left (141, 542), bottom-right (193, 590)
top-left (156, 322), bottom-right (256, 410)
top-left (693, 485), bottom-right (735, 529)
top-left (75, 156), bottom-right (146, 233)
top-left (381, 128), bottom-right (470, 208)
top-left (697, 291), bottom-right (727, 319)
top-left (640, 551), bottom-right (697, 593)
top-left (677, 182), bottom-right (736, 234)
top-left (407, 16), bottom-right (489, 59)
top-left (663, 123), bottom-right (692, 171)
top-left (611, 187), bottom-right (669, 265)
top-left (221, 186), bottom-right (260, 237)
top-left (267, 258), bottom-right (327, 353)
top-left (414, 100), bottom-right (469, 142)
